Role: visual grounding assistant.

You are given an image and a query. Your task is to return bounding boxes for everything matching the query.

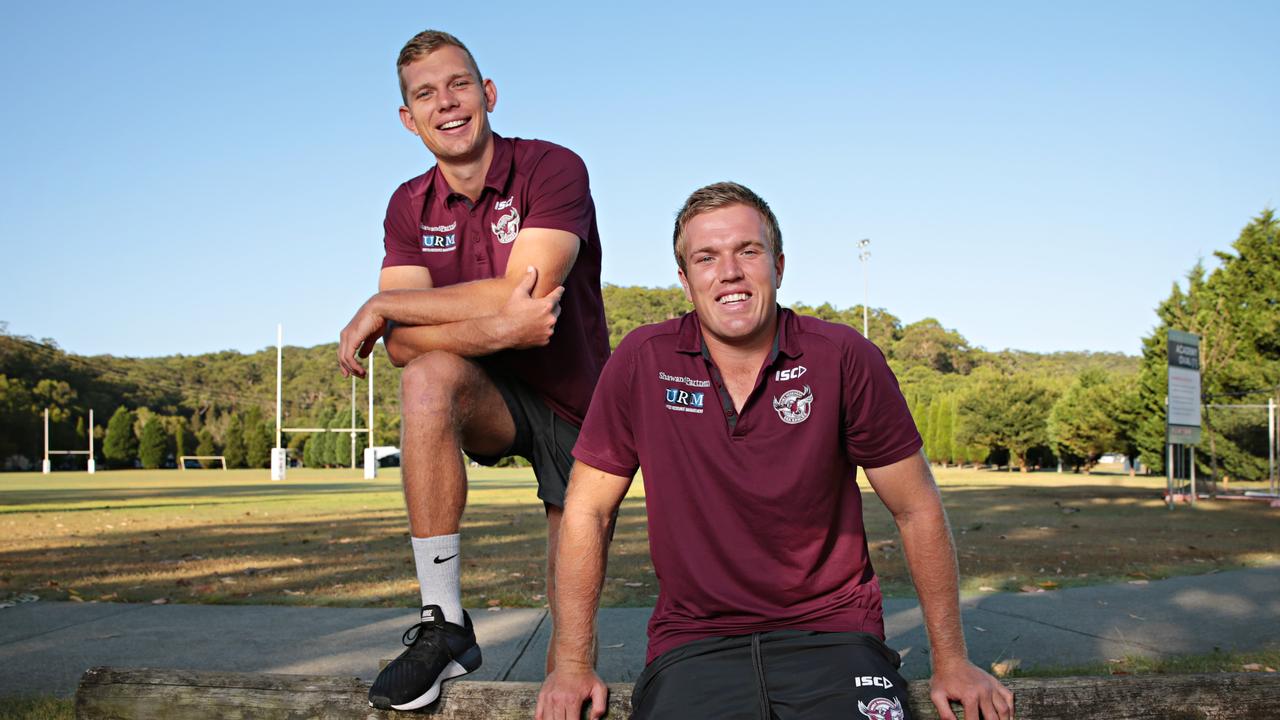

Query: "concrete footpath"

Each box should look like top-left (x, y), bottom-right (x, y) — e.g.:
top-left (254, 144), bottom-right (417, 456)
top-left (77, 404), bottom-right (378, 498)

top-left (2, 566), bottom-right (1277, 697)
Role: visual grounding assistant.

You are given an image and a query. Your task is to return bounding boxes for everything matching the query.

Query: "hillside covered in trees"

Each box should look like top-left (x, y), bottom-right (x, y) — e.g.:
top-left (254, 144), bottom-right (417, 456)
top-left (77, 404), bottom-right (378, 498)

top-left (0, 295), bottom-right (1135, 473)
top-left (2, 209), bottom-right (1274, 478)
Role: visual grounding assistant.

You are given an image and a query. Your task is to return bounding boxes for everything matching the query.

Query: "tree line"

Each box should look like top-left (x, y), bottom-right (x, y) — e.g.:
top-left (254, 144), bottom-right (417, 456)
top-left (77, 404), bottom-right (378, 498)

top-left (2, 209), bottom-right (1274, 477)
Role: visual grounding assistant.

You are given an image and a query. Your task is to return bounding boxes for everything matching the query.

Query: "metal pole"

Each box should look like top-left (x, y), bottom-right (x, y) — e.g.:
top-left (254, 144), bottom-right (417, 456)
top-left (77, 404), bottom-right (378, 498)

top-left (275, 324), bottom-right (283, 449)
top-left (857, 238), bottom-right (871, 339)
top-left (1166, 442), bottom-right (1174, 509)
top-left (43, 408), bottom-right (50, 474)
top-left (87, 408), bottom-right (95, 474)
top-left (350, 375), bottom-right (357, 470)
top-left (1265, 396), bottom-right (1274, 495)
top-left (862, 265), bottom-right (869, 339)
top-left (1189, 446), bottom-right (1196, 506)
top-left (368, 350), bottom-right (375, 448)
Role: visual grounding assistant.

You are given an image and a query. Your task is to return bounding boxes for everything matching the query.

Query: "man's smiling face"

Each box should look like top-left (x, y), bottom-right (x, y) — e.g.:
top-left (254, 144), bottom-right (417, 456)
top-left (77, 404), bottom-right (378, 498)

top-left (677, 203), bottom-right (784, 350)
top-left (398, 45), bottom-right (496, 163)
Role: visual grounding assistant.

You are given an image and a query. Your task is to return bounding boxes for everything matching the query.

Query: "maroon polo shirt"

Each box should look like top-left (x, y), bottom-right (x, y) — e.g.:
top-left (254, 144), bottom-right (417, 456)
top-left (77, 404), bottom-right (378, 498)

top-left (574, 308), bottom-right (922, 663)
top-left (381, 134), bottom-right (609, 426)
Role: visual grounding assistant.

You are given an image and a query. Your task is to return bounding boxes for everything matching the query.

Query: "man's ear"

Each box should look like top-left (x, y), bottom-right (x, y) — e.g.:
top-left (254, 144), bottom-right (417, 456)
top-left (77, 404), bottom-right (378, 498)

top-left (483, 78), bottom-right (497, 113)
top-left (677, 268), bottom-right (693, 303)
top-left (399, 106), bottom-right (420, 137)
top-left (775, 252), bottom-right (785, 288)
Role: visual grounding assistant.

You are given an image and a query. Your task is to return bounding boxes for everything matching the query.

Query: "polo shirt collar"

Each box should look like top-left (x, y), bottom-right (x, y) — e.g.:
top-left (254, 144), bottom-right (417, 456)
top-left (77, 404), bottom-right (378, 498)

top-left (430, 132), bottom-right (515, 206)
top-left (675, 306), bottom-right (804, 360)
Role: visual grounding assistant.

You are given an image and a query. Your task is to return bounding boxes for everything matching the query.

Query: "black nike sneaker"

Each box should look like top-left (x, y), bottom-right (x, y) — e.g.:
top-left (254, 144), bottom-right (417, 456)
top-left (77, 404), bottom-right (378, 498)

top-left (368, 605), bottom-right (482, 710)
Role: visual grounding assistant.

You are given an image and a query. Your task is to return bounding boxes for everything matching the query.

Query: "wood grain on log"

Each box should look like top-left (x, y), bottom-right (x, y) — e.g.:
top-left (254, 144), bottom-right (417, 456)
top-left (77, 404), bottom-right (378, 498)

top-left (75, 666), bottom-right (1280, 719)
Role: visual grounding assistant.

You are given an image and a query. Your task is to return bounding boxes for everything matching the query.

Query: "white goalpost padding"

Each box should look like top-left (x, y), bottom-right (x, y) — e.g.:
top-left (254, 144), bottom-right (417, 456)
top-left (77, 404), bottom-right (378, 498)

top-left (274, 324), bottom-right (378, 481)
top-left (43, 408), bottom-right (95, 474)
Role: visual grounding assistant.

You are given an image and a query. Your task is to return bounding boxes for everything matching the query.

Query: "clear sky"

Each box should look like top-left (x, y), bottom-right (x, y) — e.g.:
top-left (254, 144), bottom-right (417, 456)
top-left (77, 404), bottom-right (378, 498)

top-left (2, 2), bottom-right (1276, 358)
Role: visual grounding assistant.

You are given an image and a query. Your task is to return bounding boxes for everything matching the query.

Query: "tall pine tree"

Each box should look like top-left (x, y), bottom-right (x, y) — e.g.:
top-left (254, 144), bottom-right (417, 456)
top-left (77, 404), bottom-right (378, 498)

top-left (224, 413), bottom-right (247, 468)
top-left (103, 406), bottom-right (138, 469)
top-left (138, 417), bottom-right (170, 469)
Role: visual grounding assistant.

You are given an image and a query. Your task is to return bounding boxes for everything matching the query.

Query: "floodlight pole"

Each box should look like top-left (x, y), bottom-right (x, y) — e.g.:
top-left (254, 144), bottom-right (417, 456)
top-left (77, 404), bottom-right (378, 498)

top-left (857, 238), bottom-right (871, 339)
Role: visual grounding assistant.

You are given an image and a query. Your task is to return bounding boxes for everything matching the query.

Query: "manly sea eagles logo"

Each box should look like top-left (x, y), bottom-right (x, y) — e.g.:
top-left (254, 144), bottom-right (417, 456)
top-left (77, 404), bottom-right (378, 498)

top-left (771, 385), bottom-right (813, 424)
top-left (492, 196), bottom-right (520, 244)
top-left (857, 697), bottom-right (905, 720)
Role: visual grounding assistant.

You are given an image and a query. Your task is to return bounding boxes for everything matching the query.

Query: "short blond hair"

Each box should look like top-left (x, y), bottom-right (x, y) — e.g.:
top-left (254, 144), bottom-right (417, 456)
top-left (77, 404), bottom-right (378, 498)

top-left (396, 30), bottom-right (483, 104)
top-left (672, 182), bottom-right (782, 272)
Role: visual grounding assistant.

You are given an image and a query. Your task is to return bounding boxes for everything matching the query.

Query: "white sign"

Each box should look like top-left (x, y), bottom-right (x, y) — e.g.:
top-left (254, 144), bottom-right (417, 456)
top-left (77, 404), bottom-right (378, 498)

top-left (1167, 330), bottom-right (1201, 444)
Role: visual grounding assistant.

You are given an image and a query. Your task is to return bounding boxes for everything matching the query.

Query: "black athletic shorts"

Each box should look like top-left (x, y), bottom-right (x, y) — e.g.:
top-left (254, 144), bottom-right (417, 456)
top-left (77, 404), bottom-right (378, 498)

top-left (631, 630), bottom-right (912, 720)
top-left (465, 368), bottom-right (578, 509)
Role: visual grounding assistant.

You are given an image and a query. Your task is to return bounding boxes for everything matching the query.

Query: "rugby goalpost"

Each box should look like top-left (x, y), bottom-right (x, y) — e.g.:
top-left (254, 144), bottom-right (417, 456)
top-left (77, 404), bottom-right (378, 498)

top-left (272, 324), bottom-right (377, 481)
top-left (42, 407), bottom-right (95, 474)
top-left (178, 455), bottom-right (227, 470)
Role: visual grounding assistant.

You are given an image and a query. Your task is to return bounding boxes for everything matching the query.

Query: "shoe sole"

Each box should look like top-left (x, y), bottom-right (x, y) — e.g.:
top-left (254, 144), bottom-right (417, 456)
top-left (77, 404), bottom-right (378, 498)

top-left (370, 643), bottom-right (483, 711)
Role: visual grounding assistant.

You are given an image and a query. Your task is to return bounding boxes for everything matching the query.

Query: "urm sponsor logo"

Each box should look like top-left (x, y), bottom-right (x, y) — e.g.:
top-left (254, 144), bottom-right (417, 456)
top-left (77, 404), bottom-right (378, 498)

top-left (665, 388), bottom-right (704, 408)
top-left (422, 234), bottom-right (457, 253)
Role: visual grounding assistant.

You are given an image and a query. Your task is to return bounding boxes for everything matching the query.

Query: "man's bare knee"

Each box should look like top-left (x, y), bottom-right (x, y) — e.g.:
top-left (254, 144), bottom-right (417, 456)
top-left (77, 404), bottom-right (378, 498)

top-left (401, 351), bottom-right (474, 425)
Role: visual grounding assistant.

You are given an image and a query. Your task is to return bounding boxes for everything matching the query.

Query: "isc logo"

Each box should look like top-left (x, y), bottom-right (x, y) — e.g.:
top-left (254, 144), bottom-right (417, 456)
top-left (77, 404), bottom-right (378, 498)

top-left (853, 675), bottom-right (894, 689)
top-left (775, 366), bottom-right (807, 382)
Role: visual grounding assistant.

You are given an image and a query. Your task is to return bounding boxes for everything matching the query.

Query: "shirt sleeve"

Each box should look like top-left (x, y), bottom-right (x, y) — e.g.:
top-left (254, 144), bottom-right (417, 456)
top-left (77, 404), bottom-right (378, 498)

top-left (572, 334), bottom-right (639, 478)
top-left (381, 182), bottom-right (424, 269)
top-left (842, 335), bottom-right (923, 468)
top-left (522, 146), bottom-right (592, 242)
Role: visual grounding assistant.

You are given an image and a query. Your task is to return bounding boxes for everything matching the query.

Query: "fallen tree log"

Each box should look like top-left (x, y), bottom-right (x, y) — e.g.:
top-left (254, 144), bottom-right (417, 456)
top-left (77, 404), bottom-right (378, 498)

top-left (75, 666), bottom-right (1280, 719)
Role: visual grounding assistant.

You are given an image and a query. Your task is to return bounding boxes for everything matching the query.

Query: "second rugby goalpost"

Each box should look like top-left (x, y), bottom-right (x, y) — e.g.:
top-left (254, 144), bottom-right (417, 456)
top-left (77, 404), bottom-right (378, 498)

top-left (272, 324), bottom-right (377, 481)
top-left (42, 408), bottom-right (95, 474)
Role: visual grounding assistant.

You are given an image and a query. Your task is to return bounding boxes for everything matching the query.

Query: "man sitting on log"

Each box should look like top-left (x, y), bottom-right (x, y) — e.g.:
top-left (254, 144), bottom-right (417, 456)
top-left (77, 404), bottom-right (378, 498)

top-left (537, 182), bottom-right (1013, 719)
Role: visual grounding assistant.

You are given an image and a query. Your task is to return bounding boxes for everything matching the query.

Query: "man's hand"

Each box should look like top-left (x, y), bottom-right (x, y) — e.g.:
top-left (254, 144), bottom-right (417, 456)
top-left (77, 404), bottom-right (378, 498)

top-left (536, 665), bottom-right (609, 720)
top-left (496, 266), bottom-right (564, 349)
top-left (929, 660), bottom-right (1014, 720)
top-left (337, 298), bottom-right (386, 378)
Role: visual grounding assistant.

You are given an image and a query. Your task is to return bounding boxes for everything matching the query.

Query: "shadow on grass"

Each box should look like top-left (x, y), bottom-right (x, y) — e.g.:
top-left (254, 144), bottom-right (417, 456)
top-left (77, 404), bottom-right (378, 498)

top-left (0, 497), bottom-right (654, 609)
top-left (0, 483), bottom-right (395, 510)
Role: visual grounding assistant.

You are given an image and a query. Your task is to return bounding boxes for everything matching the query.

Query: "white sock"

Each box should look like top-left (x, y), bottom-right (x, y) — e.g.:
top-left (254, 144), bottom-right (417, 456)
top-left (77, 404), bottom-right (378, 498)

top-left (411, 534), bottom-right (463, 625)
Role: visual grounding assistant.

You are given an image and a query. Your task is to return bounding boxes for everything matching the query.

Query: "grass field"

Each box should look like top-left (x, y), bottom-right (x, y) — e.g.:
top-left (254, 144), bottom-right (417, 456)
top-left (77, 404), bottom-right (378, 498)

top-left (0, 465), bottom-right (1276, 609)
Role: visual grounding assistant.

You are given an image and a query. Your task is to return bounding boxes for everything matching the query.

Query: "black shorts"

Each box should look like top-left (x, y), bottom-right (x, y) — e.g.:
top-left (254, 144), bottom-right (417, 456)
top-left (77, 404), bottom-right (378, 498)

top-left (631, 630), bottom-right (911, 720)
top-left (465, 369), bottom-right (578, 509)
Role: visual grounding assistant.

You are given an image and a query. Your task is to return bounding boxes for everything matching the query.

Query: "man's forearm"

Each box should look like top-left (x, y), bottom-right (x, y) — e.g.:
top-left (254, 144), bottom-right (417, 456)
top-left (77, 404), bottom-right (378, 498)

top-left (896, 503), bottom-right (970, 671)
top-left (383, 316), bottom-right (509, 366)
top-left (375, 279), bottom-right (513, 327)
top-left (551, 506), bottom-right (613, 670)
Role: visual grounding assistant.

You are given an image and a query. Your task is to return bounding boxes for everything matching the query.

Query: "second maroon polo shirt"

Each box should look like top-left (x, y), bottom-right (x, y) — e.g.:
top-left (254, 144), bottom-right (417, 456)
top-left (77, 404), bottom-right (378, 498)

top-left (574, 308), bottom-right (923, 663)
top-left (381, 133), bottom-right (609, 426)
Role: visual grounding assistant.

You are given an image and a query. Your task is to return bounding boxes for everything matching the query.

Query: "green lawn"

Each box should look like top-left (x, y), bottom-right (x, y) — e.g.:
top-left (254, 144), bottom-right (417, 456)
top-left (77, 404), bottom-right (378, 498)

top-left (0, 465), bottom-right (1276, 608)
top-left (0, 696), bottom-right (71, 720)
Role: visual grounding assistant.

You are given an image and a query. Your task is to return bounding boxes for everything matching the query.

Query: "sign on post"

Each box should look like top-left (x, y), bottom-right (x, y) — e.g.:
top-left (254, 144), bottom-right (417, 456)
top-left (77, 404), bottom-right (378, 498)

top-left (1167, 330), bottom-right (1201, 444)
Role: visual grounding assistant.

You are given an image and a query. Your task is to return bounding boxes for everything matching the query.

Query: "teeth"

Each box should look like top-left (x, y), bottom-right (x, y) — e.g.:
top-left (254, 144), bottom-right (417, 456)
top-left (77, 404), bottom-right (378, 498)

top-left (718, 293), bottom-right (750, 304)
top-left (439, 119), bottom-right (467, 130)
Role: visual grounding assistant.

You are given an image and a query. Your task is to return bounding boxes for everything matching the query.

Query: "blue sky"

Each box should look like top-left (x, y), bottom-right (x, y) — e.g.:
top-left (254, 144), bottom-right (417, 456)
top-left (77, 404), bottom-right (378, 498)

top-left (1, 2), bottom-right (1276, 358)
